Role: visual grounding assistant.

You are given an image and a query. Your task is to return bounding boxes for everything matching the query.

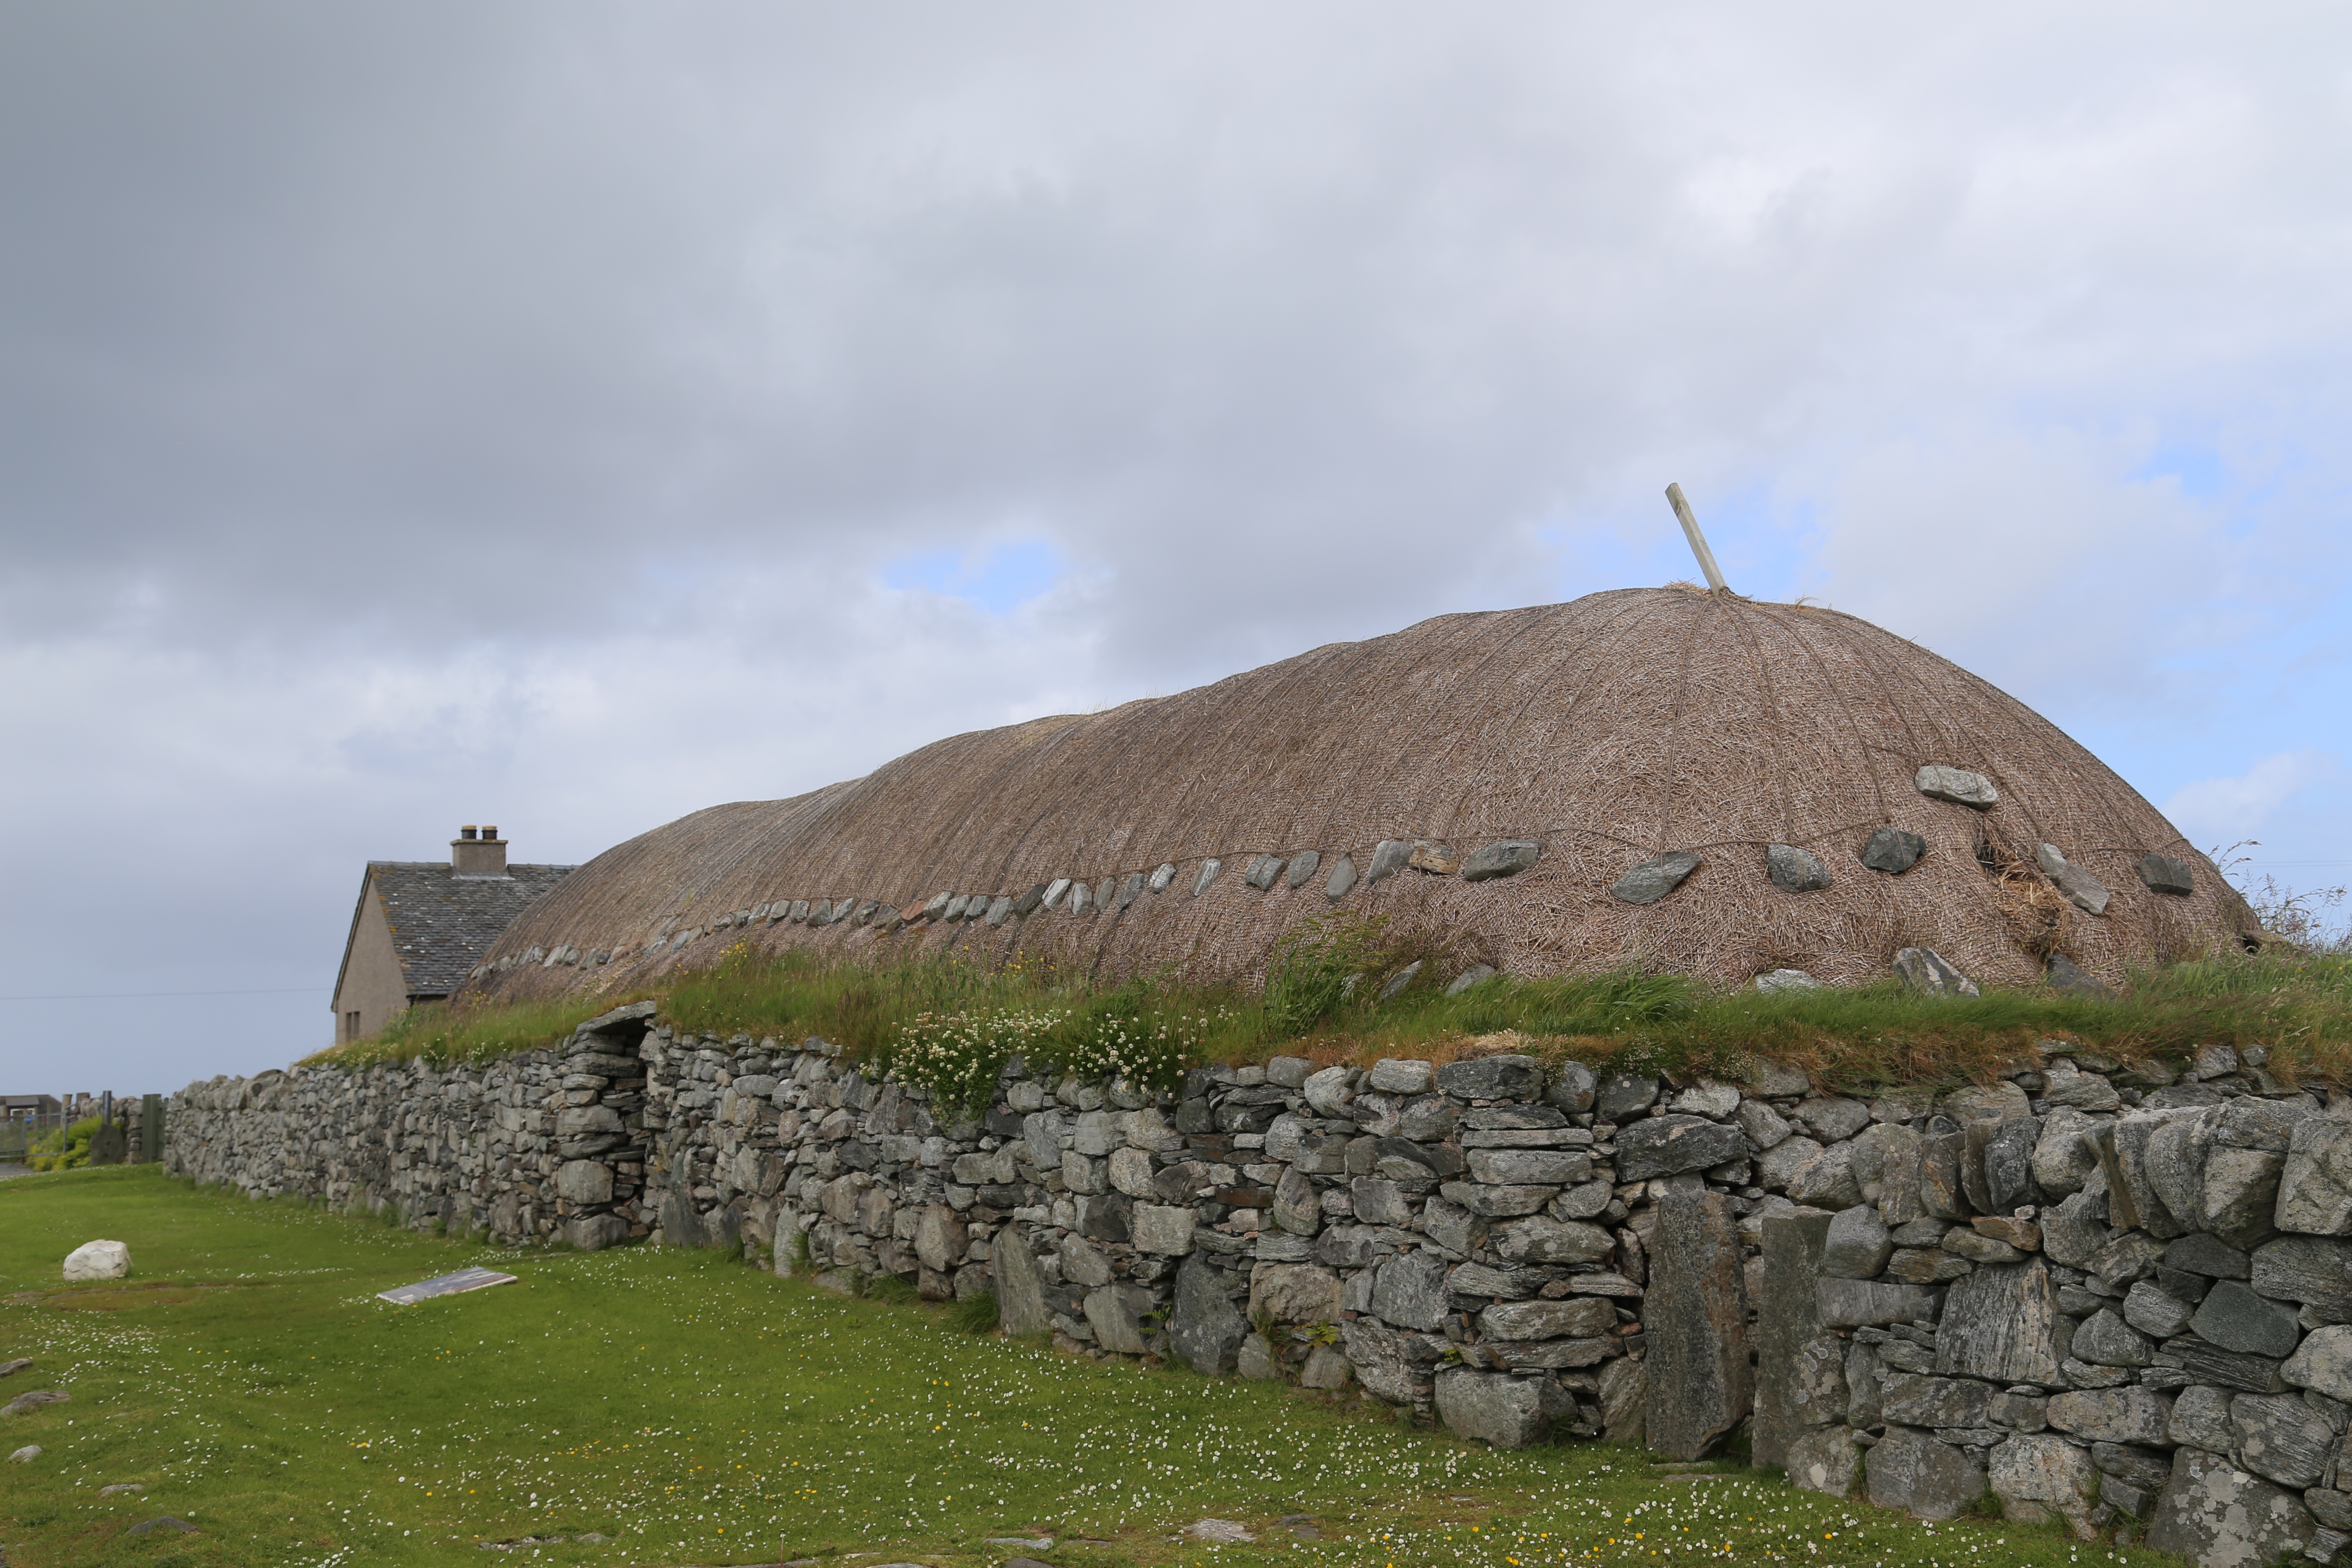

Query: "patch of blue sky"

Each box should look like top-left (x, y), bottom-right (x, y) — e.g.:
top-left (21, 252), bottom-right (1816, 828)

top-left (882, 539), bottom-right (1063, 614)
top-left (2129, 439), bottom-right (2230, 499)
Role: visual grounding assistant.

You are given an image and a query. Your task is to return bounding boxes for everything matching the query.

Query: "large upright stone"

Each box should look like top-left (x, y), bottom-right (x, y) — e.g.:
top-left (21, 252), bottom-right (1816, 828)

top-left (1865, 1427), bottom-right (1987, 1521)
top-left (1169, 1254), bottom-right (1249, 1375)
top-left (1643, 1178), bottom-right (1750, 1460)
top-left (1753, 1207), bottom-right (1835, 1469)
top-left (1271, 1167), bottom-right (1321, 1236)
top-left (1936, 1260), bottom-right (2064, 1385)
top-left (2145, 1447), bottom-right (2318, 1566)
top-left (992, 1224), bottom-right (1050, 1336)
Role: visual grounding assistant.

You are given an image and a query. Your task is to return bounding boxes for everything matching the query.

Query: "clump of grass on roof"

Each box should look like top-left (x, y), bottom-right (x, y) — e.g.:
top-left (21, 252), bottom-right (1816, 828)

top-left (297, 919), bottom-right (2352, 1101)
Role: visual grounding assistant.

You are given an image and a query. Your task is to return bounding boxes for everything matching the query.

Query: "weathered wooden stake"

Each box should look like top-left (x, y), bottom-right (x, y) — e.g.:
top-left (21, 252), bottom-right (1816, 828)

top-left (1664, 483), bottom-right (1730, 594)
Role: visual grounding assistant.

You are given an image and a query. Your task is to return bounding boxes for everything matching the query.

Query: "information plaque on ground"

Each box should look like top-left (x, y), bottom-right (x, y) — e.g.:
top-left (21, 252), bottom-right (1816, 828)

top-left (376, 1266), bottom-right (518, 1305)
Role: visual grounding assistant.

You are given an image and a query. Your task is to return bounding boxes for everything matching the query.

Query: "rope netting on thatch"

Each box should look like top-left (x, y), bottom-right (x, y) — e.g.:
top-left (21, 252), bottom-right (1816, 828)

top-left (472, 587), bottom-right (2255, 1001)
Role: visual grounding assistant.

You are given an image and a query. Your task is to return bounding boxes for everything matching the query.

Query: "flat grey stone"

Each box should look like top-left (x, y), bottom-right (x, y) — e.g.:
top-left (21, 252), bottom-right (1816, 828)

top-left (1893, 946), bottom-right (1980, 997)
top-left (1285, 851), bottom-right (1321, 890)
top-left (2169, 1383), bottom-right (2236, 1451)
top-left (1766, 843), bottom-right (1832, 893)
top-left (2193, 1280), bottom-right (2300, 1357)
top-left (1323, 856), bottom-right (1357, 899)
top-left (1861, 827), bottom-right (1928, 875)
top-left (1434, 1369), bottom-right (1548, 1448)
top-left (1865, 1426), bottom-right (1986, 1521)
top-left (2230, 1392), bottom-right (2337, 1488)
top-left (1116, 872), bottom-right (1145, 910)
top-left (1369, 1251), bottom-right (1449, 1331)
top-left (2162, 1337), bottom-right (2288, 1395)
top-left (2041, 1063), bottom-right (2122, 1113)
top-left (1244, 854), bottom-right (1282, 891)
top-left (1148, 862), bottom-right (1176, 894)
top-left (1616, 1115), bottom-right (1747, 1182)
top-left (1786, 1140), bottom-right (1865, 1210)
top-left (1479, 1296), bottom-right (1614, 1340)
top-left (1611, 851), bottom-right (1702, 904)
top-left (1817, 1276), bottom-right (1935, 1328)
top-left (1461, 840), bottom-right (1539, 882)
top-left (1755, 967), bottom-right (1822, 992)
top-left (1492, 1216), bottom-right (1615, 1264)
top-left (1915, 764), bottom-right (2000, 808)
top-left (1366, 839), bottom-right (1413, 885)
top-left (1643, 1179), bottom-right (1750, 1460)
top-left (2137, 853), bottom-right (2196, 896)
top-left (1435, 1054), bottom-right (1541, 1101)
top-left (1190, 859), bottom-right (1220, 896)
top-left (2254, 1235), bottom-right (2352, 1312)
top-left (2033, 1108), bottom-right (2105, 1197)
top-left (1169, 1254), bottom-right (1248, 1375)
top-left (1793, 1095), bottom-right (1873, 1142)
top-left (1271, 1167), bottom-right (1320, 1237)
top-left (2123, 1280), bottom-right (2198, 1339)
top-left (2047, 1386), bottom-right (2174, 1445)
top-left (2145, 1446), bottom-right (2318, 1566)
top-left (2168, 1233), bottom-right (2253, 1279)
top-left (1547, 1061), bottom-right (1598, 1114)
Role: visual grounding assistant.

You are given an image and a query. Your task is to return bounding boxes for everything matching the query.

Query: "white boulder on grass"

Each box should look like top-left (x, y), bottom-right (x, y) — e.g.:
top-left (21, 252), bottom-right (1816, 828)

top-left (62, 1240), bottom-right (129, 1281)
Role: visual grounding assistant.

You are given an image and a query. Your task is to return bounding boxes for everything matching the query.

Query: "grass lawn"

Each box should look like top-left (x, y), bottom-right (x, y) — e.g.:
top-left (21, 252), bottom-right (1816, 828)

top-left (2, 1167), bottom-right (2173, 1568)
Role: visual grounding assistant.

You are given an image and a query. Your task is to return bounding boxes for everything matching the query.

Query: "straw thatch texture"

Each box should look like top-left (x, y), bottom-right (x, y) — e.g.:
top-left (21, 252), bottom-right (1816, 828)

top-left (472, 587), bottom-right (2254, 999)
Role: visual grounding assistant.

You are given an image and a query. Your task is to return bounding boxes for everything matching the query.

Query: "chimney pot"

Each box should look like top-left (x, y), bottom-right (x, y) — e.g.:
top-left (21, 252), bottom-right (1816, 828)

top-left (460, 825), bottom-right (478, 840)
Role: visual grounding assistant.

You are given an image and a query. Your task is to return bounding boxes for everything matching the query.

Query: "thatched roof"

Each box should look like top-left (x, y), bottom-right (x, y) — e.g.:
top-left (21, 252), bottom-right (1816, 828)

top-left (469, 587), bottom-right (2254, 998)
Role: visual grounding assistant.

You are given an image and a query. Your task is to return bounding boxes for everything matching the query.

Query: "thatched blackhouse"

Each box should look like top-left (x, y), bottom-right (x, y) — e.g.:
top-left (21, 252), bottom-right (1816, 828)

top-left (465, 587), bottom-right (2253, 1001)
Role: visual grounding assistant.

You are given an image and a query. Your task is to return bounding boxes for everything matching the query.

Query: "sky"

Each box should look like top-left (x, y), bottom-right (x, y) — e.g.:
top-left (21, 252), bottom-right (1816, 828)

top-left (3, 2), bottom-right (2348, 1094)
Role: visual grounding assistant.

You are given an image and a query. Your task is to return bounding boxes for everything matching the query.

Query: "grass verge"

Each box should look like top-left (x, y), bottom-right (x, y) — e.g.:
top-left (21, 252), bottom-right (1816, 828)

top-left (304, 922), bottom-right (2352, 1103)
top-left (0, 1166), bottom-right (2171, 1568)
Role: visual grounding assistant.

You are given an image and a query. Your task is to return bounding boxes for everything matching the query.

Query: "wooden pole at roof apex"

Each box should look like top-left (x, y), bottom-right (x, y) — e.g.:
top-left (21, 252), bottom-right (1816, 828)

top-left (1664, 483), bottom-right (1730, 594)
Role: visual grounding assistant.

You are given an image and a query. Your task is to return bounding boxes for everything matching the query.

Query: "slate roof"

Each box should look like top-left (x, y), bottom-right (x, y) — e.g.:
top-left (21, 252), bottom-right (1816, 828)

top-left (363, 861), bottom-right (576, 998)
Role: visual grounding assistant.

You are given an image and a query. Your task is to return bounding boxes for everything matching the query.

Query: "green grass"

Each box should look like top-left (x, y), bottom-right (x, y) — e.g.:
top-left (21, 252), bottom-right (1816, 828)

top-left (0, 1166), bottom-right (2172, 1568)
top-left (305, 919), bottom-right (2352, 1106)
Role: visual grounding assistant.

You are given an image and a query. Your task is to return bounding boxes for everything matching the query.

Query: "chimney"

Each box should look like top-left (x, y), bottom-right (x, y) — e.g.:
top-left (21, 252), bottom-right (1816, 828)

top-left (451, 824), bottom-right (509, 877)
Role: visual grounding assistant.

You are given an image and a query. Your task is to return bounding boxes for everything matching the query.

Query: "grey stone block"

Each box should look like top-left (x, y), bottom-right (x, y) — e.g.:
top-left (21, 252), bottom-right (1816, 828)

top-left (1753, 1207), bottom-right (1836, 1469)
top-left (993, 1224), bottom-right (1050, 1336)
top-left (1936, 1261), bottom-right (2065, 1385)
top-left (2255, 1235), bottom-right (2352, 1313)
top-left (2137, 852), bottom-right (2197, 896)
top-left (1816, 1276), bottom-right (1934, 1328)
top-left (2145, 1446), bottom-right (2318, 1566)
top-left (1915, 765), bottom-right (2000, 807)
top-left (1461, 840), bottom-right (1539, 882)
top-left (1190, 859), bottom-right (1221, 896)
top-left (1616, 1114), bottom-right (1748, 1182)
top-left (1436, 1054), bottom-right (1543, 1102)
top-left (1785, 1425), bottom-right (1864, 1498)
top-left (1860, 827), bottom-right (1928, 875)
top-left (1766, 843), bottom-right (1832, 893)
top-left (1822, 1205), bottom-right (1894, 1279)
top-left (1596, 1070), bottom-right (1660, 1121)
top-left (2278, 1120), bottom-right (2352, 1237)
top-left (1479, 1297), bottom-right (1614, 1340)
top-left (2193, 1280), bottom-right (2300, 1357)
top-left (1443, 963), bottom-right (1498, 995)
top-left (1989, 1431), bottom-right (2099, 1534)
top-left (2034, 843), bottom-right (2112, 917)
top-left (1435, 1369), bottom-right (1548, 1448)
top-left (2072, 1309), bottom-right (2153, 1367)
top-left (1285, 851), bottom-right (1321, 890)
top-left (2283, 1324), bottom-right (2352, 1403)
top-left (2047, 1386), bottom-right (2174, 1444)
top-left (2230, 1392), bottom-right (2338, 1488)
top-left (1244, 854), bottom-right (1283, 890)
top-left (1882, 1373), bottom-right (1993, 1429)
top-left (1865, 1427), bottom-right (1987, 1521)
top-left (1370, 1251), bottom-right (1449, 1331)
top-left (1610, 851), bottom-right (1702, 904)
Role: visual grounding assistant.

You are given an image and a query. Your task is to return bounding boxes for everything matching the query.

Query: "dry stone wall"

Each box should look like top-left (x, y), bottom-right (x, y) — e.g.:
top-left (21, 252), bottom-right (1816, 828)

top-left (1755, 1041), bottom-right (2352, 1568)
top-left (170, 1014), bottom-right (2341, 1565)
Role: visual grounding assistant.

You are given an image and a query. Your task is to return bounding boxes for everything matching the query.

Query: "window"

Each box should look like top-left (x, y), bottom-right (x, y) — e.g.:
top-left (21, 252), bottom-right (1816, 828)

top-left (343, 1010), bottom-right (361, 1042)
